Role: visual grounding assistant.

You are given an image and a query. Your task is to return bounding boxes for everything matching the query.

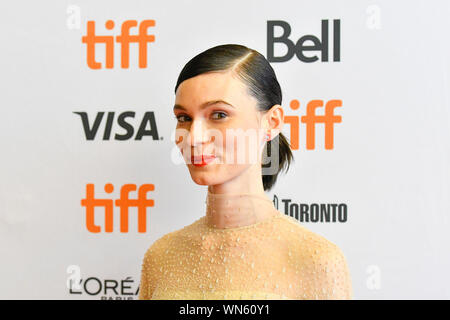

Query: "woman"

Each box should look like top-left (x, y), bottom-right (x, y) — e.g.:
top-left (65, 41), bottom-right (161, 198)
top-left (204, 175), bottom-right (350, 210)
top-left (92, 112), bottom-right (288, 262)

top-left (139, 44), bottom-right (352, 300)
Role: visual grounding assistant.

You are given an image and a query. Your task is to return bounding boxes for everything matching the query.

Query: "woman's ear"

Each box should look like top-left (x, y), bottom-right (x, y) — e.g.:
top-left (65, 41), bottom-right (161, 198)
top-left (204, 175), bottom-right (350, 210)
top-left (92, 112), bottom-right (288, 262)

top-left (264, 104), bottom-right (284, 141)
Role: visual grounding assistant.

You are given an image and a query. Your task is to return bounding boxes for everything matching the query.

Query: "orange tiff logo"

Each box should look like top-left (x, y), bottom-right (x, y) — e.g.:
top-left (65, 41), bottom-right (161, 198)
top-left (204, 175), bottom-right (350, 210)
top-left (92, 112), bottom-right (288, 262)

top-left (81, 183), bottom-right (155, 233)
top-left (81, 20), bottom-right (156, 69)
top-left (285, 99), bottom-right (342, 150)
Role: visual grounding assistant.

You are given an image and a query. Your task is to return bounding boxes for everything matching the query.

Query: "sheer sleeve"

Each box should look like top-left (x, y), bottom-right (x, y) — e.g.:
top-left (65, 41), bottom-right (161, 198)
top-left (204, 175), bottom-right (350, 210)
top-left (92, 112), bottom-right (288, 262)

top-left (138, 249), bottom-right (157, 300)
top-left (314, 244), bottom-right (353, 300)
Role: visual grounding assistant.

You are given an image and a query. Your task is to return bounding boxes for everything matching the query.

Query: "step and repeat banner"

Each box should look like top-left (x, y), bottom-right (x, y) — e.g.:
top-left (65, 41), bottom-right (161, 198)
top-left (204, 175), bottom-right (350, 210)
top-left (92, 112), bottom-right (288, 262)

top-left (1, 0), bottom-right (449, 299)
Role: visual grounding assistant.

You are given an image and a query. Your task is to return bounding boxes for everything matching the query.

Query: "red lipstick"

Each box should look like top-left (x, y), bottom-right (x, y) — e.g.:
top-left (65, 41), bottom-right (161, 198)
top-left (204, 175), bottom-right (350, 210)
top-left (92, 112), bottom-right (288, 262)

top-left (191, 155), bottom-right (216, 167)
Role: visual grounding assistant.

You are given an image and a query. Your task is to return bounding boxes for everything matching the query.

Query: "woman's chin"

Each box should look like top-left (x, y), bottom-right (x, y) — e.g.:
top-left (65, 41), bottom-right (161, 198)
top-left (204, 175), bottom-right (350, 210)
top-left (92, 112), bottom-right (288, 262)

top-left (188, 168), bottom-right (219, 186)
top-left (190, 175), bottom-right (217, 186)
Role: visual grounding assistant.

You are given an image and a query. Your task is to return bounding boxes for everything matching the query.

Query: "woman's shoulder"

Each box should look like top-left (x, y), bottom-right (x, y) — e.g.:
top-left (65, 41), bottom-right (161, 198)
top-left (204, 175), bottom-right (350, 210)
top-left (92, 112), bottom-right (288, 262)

top-left (277, 212), bottom-right (352, 298)
top-left (143, 216), bottom-right (205, 256)
top-left (276, 212), bottom-right (346, 260)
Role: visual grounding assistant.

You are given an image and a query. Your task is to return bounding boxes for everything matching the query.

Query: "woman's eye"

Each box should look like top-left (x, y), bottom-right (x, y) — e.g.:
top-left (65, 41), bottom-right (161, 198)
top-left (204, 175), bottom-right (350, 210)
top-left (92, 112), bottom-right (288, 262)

top-left (175, 115), bottom-right (191, 123)
top-left (211, 112), bottom-right (228, 120)
top-left (174, 112), bottom-right (227, 123)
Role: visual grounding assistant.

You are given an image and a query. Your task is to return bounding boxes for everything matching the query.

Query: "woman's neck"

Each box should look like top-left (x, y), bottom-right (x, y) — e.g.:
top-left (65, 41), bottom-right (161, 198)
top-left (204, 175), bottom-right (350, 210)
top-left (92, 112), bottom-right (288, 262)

top-left (205, 189), bottom-right (277, 229)
top-left (204, 163), bottom-right (278, 229)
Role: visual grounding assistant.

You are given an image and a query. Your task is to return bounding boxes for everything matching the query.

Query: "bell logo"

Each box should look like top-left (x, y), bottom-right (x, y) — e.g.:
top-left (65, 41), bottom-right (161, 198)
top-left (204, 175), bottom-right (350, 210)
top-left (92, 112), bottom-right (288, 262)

top-left (81, 20), bottom-right (156, 69)
top-left (267, 19), bottom-right (340, 63)
top-left (81, 183), bottom-right (155, 233)
top-left (285, 99), bottom-right (342, 150)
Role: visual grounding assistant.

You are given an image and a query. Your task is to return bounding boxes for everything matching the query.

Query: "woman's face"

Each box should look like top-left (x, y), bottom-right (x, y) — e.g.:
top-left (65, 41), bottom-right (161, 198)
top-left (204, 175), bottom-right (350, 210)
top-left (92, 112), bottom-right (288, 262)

top-left (173, 70), bottom-right (267, 187)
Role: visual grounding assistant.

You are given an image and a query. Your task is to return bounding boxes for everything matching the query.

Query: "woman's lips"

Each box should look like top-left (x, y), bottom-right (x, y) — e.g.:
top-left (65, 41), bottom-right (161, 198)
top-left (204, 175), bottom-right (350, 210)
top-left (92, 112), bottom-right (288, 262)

top-left (191, 155), bottom-right (216, 166)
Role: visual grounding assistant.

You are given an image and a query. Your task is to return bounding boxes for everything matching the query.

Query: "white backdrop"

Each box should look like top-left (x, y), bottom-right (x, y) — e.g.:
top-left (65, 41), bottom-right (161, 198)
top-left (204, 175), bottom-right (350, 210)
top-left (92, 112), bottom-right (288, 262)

top-left (0, 0), bottom-right (449, 299)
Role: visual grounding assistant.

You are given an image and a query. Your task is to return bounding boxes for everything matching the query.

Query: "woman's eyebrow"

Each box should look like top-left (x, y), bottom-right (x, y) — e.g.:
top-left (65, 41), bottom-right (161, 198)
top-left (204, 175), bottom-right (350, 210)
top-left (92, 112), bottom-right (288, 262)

top-left (173, 99), bottom-right (235, 111)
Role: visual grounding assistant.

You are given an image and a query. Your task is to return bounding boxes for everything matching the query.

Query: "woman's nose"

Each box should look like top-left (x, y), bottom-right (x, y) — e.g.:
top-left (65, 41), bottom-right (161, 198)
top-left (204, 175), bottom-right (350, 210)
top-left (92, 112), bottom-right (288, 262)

top-left (189, 119), bottom-right (210, 146)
